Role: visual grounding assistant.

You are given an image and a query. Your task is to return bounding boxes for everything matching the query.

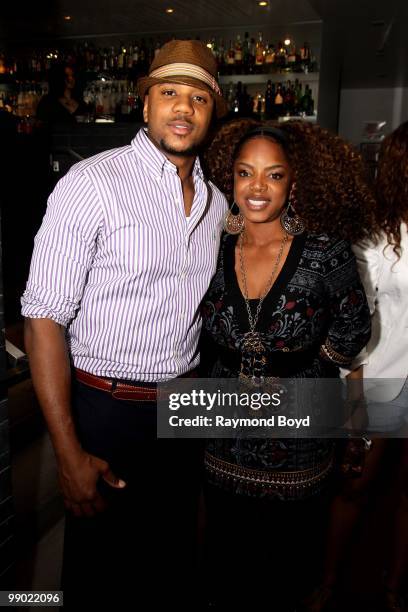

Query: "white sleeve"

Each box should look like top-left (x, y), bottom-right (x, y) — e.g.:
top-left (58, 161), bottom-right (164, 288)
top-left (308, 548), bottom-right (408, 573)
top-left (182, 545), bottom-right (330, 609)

top-left (352, 240), bottom-right (380, 316)
top-left (340, 240), bottom-right (380, 376)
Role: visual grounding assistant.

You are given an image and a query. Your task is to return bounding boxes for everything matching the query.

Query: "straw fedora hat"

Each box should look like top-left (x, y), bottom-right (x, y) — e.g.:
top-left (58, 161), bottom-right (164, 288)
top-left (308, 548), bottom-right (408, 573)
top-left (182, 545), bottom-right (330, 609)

top-left (137, 39), bottom-right (228, 118)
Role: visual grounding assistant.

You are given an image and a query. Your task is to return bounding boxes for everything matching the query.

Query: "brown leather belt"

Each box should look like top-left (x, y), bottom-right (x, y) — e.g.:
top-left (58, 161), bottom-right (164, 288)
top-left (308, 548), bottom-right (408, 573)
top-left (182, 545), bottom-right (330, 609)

top-left (74, 367), bottom-right (198, 402)
top-left (74, 368), bottom-right (157, 402)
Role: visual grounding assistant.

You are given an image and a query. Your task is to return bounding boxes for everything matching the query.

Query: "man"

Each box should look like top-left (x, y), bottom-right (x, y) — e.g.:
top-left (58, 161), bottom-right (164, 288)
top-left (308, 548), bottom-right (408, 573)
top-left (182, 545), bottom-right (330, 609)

top-left (21, 40), bottom-right (227, 608)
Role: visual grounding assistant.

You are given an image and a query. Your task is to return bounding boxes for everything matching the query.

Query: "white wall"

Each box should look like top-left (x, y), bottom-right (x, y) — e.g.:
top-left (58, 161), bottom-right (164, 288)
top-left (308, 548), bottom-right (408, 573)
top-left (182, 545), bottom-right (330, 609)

top-left (338, 87), bottom-right (408, 144)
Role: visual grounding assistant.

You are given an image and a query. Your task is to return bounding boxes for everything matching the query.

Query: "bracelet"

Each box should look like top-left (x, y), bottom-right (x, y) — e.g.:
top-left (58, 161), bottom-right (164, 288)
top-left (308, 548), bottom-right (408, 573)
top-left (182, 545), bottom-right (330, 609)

top-left (319, 341), bottom-right (352, 366)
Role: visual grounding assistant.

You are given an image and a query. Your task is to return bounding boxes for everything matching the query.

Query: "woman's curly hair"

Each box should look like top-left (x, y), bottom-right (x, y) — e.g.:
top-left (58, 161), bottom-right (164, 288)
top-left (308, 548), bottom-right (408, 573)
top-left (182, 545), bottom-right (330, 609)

top-left (203, 118), bottom-right (377, 243)
top-left (375, 121), bottom-right (408, 257)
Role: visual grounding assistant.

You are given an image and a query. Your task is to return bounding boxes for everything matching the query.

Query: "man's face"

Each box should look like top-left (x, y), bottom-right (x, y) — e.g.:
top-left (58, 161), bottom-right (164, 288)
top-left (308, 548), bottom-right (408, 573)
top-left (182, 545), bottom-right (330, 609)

top-left (143, 82), bottom-right (214, 158)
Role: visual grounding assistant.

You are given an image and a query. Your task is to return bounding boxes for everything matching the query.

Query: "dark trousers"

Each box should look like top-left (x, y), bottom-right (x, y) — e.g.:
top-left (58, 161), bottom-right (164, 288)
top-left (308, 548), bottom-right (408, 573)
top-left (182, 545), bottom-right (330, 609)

top-left (61, 380), bottom-right (204, 610)
top-left (203, 483), bottom-right (331, 610)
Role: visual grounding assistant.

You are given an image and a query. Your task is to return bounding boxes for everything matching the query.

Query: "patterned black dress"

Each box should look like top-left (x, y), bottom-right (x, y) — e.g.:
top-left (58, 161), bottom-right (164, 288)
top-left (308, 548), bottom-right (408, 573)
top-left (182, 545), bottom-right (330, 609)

top-left (201, 232), bottom-right (371, 501)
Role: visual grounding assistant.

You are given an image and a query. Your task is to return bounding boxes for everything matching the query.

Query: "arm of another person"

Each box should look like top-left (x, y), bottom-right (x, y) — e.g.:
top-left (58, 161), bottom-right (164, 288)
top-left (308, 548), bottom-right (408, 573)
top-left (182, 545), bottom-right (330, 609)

top-left (320, 239), bottom-right (372, 433)
top-left (344, 240), bottom-right (381, 425)
top-left (22, 171), bottom-right (125, 517)
top-left (340, 240), bottom-right (380, 420)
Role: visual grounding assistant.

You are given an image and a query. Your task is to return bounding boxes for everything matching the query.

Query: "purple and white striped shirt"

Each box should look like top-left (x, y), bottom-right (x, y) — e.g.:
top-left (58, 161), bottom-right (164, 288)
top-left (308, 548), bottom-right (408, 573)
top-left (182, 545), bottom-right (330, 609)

top-left (21, 128), bottom-right (227, 381)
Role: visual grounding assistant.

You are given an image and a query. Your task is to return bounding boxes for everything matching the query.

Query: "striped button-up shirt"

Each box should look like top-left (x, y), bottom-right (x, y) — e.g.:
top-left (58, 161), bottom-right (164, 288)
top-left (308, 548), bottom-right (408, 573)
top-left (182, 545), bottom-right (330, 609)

top-left (21, 128), bottom-right (227, 381)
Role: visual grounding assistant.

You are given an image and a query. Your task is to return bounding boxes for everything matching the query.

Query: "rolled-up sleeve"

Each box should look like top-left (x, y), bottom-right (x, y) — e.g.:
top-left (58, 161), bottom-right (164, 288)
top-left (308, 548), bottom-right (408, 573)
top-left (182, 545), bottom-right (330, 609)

top-left (21, 169), bottom-right (103, 327)
top-left (322, 239), bottom-right (372, 364)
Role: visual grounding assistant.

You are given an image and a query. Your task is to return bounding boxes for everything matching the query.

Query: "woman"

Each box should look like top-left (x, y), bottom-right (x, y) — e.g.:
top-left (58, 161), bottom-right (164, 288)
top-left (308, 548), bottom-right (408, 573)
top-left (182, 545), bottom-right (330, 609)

top-left (199, 119), bottom-right (375, 610)
top-left (316, 122), bottom-right (408, 612)
top-left (371, 127), bottom-right (408, 612)
top-left (36, 63), bottom-right (89, 125)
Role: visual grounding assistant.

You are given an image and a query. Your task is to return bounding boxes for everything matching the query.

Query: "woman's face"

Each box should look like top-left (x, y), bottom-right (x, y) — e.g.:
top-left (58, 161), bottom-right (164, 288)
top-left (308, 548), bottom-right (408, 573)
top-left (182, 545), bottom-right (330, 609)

top-left (233, 136), bottom-right (292, 225)
top-left (64, 67), bottom-right (75, 90)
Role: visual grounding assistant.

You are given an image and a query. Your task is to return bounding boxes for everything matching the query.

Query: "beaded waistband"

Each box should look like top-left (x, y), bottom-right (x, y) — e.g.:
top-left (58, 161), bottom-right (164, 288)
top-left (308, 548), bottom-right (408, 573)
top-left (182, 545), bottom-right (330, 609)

top-left (204, 451), bottom-right (334, 499)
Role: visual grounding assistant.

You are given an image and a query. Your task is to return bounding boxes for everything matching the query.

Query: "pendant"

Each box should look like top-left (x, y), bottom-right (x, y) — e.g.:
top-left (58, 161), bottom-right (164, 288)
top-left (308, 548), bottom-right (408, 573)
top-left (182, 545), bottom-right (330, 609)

top-left (239, 331), bottom-right (267, 387)
top-left (241, 331), bottom-right (265, 354)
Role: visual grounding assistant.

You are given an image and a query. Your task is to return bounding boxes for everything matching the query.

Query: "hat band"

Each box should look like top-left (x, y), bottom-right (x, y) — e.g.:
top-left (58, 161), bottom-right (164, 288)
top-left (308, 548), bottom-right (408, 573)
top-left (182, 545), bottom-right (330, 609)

top-left (149, 63), bottom-right (222, 96)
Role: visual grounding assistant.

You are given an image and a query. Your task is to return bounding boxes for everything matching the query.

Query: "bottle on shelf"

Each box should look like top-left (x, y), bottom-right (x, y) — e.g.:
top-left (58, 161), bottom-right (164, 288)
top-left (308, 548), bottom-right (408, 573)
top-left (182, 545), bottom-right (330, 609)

top-left (300, 42), bottom-right (311, 73)
top-left (275, 42), bottom-right (287, 71)
top-left (274, 83), bottom-right (284, 113)
top-left (0, 33), bottom-right (318, 123)
top-left (217, 39), bottom-right (226, 74)
top-left (232, 81), bottom-right (241, 114)
top-left (255, 32), bottom-right (265, 73)
top-left (242, 32), bottom-right (251, 74)
top-left (264, 43), bottom-right (276, 69)
top-left (264, 79), bottom-right (275, 118)
top-left (300, 84), bottom-right (314, 115)
top-left (226, 40), bottom-right (235, 74)
top-left (249, 36), bottom-right (256, 74)
top-left (287, 43), bottom-right (297, 70)
top-left (234, 35), bottom-right (243, 74)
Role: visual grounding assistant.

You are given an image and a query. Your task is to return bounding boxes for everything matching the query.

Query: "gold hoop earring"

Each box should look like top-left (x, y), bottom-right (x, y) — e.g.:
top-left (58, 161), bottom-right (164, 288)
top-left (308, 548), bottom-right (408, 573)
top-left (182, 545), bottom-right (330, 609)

top-left (223, 202), bottom-right (245, 235)
top-left (280, 185), bottom-right (305, 236)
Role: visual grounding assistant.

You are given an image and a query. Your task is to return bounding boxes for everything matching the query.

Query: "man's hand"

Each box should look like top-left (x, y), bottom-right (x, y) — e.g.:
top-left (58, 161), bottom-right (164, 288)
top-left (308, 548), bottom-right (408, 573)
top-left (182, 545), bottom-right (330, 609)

top-left (58, 448), bottom-right (126, 518)
top-left (24, 318), bottom-right (127, 518)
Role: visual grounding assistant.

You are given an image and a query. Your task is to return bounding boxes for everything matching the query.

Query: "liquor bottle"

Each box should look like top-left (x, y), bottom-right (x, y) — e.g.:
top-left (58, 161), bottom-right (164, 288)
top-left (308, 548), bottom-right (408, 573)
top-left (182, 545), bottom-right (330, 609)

top-left (252, 92), bottom-right (260, 116)
top-left (132, 44), bottom-right (139, 68)
top-left (300, 42), bottom-right (311, 73)
top-left (101, 49), bottom-right (108, 72)
top-left (0, 53), bottom-right (7, 75)
top-left (283, 81), bottom-right (294, 115)
top-left (307, 87), bottom-right (315, 115)
top-left (309, 54), bottom-right (318, 73)
top-left (264, 43), bottom-right (276, 71)
top-left (226, 82), bottom-right (235, 112)
top-left (139, 39), bottom-right (147, 72)
top-left (294, 79), bottom-right (302, 114)
top-left (117, 44), bottom-right (125, 72)
top-left (276, 42), bottom-right (287, 70)
top-left (226, 40), bottom-right (235, 74)
top-left (242, 32), bottom-right (251, 73)
top-left (218, 39), bottom-right (226, 74)
top-left (208, 37), bottom-right (217, 60)
top-left (242, 85), bottom-right (252, 116)
top-left (234, 35), bottom-right (243, 74)
top-left (255, 32), bottom-right (264, 73)
top-left (127, 45), bottom-right (134, 70)
top-left (274, 84), bottom-right (284, 117)
top-left (232, 81), bottom-right (241, 114)
top-left (264, 79), bottom-right (275, 118)
top-left (154, 42), bottom-right (161, 58)
top-left (109, 46), bottom-right (116, 72)
top-left (249, 37), bottom-right (256, 74)
top-left (300, 85), bottom-right (314, 115)
top-left (287, 44), bottom-right (297, 70)
top-left (300, 42), bottom-right (311, 64)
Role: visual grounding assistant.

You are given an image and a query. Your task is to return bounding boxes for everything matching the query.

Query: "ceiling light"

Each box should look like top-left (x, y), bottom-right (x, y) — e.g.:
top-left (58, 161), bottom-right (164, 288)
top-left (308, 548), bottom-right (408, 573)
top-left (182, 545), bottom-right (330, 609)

top-left (284, 39), bottom-right (291, 46)
top-left (64, 15), bottom-right (71, 21)
top-left (258, 1), bottom-right (268, 6)
top-left (166, 7), bottom-right (174, 13)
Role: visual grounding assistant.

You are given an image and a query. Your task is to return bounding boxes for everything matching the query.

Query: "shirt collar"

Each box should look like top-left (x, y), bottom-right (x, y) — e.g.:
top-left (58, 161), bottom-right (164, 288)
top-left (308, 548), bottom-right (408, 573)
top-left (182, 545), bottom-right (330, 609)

top-left (131, 127), bottom-right (204, 181)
